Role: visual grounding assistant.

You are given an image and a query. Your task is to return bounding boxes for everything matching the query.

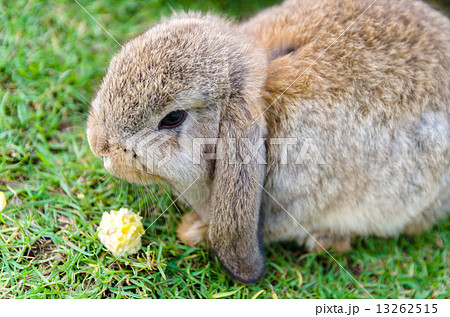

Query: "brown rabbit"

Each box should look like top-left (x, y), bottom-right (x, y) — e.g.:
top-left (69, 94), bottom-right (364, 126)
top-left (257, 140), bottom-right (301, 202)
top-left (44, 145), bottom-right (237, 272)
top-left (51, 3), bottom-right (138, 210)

top-left (87, 0), bottom-right (450, 283)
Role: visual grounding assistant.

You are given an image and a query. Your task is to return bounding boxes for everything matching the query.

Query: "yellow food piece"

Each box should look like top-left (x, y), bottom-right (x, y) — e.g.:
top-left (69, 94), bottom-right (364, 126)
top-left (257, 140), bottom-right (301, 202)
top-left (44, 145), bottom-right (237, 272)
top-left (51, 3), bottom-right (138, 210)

top-left (0, 192), bottom-right (7, 212)
top-left (97, 208), bottom-right (144, 256)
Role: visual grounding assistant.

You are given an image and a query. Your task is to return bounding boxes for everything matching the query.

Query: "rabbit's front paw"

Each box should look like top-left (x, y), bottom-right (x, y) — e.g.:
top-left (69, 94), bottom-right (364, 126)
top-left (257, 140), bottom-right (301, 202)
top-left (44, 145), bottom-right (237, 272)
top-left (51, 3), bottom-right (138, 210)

top-left (305, 234), bottom-right (352, 253)
top-left (177, 212), bottom-right (208, 247)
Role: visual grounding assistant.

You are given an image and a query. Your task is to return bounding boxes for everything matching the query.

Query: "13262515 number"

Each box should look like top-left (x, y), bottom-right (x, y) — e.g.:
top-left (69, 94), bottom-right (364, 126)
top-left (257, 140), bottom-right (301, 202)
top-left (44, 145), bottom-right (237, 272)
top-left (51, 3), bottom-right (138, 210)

top-left (377, 304), bottom-right (438, 314)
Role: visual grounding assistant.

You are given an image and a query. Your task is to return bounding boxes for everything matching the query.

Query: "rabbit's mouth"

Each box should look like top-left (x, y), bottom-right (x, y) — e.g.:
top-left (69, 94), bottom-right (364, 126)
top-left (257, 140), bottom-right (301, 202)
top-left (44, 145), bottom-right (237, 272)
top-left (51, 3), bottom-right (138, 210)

top-left (102, 155), bottom-right (160, 185)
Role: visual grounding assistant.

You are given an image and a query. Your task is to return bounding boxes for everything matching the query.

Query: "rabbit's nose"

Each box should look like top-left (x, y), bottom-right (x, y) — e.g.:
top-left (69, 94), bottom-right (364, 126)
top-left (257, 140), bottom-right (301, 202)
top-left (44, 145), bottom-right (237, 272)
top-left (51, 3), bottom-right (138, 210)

top-left (96, 140), bottom-right (110, 157)
top-left (87, 125), bottom-right (110, 158)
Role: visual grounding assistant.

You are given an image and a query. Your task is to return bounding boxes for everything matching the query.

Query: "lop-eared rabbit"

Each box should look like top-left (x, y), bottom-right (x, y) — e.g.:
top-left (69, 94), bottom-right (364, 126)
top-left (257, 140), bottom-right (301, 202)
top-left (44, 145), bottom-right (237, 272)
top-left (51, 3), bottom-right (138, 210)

top-left (88, 0), bottom-right (450, 283)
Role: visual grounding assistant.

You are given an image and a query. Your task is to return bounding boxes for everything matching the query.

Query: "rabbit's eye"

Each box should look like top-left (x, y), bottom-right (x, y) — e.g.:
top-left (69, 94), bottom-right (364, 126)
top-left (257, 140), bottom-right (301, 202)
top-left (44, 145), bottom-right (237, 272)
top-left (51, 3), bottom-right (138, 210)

top-left (159, 110), bottom-right (187, 129)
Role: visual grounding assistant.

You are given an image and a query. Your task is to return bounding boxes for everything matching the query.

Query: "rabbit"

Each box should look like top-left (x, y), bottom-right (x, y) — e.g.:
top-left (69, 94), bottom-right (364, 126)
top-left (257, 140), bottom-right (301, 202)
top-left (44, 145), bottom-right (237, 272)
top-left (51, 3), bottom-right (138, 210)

top-left (87, 0), bottom-right (450, 284)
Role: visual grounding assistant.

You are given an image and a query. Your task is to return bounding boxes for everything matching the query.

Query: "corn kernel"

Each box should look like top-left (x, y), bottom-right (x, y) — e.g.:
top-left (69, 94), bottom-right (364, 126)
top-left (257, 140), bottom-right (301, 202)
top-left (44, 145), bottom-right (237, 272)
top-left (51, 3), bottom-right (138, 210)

top-left (0, 192), bottom-right (7, 212)
top-left (97, 208), bottom-right (144, 256)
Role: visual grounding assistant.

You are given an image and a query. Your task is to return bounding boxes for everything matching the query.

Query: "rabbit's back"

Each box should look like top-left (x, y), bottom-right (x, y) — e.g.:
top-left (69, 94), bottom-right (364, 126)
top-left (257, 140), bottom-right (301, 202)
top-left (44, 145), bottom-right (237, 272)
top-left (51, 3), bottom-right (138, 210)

top-left (242, 0), bottom-right (450, 121)
top-left (241, 0), bottom-right (450, 242)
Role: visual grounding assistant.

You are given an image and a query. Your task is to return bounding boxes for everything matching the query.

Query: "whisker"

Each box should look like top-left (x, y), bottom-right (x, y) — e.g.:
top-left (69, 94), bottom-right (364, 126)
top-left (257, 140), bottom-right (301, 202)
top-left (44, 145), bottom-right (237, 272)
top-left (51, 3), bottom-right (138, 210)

top-left (160, 185), bottom-right (183, 218)
top-left (137, 175), bottom-right (160, 223)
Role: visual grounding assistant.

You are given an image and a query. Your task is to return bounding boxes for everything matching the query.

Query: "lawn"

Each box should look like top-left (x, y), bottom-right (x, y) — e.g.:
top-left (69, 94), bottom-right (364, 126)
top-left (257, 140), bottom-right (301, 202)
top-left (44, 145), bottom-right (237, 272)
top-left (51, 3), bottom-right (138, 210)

top-left (0, 0), bottom-right (448, 299)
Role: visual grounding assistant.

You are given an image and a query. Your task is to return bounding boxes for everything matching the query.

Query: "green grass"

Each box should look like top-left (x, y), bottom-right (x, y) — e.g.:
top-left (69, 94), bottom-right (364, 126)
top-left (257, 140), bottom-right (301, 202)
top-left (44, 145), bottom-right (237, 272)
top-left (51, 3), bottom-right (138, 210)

top-left (0, 0), bottom-right (449, 299)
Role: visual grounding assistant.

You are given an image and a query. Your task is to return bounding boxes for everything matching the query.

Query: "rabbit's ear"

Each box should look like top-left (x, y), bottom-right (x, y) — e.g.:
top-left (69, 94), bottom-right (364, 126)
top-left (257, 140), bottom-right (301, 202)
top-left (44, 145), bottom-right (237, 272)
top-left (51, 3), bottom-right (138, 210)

top-left (208, 101), bottom-right (267, 284)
